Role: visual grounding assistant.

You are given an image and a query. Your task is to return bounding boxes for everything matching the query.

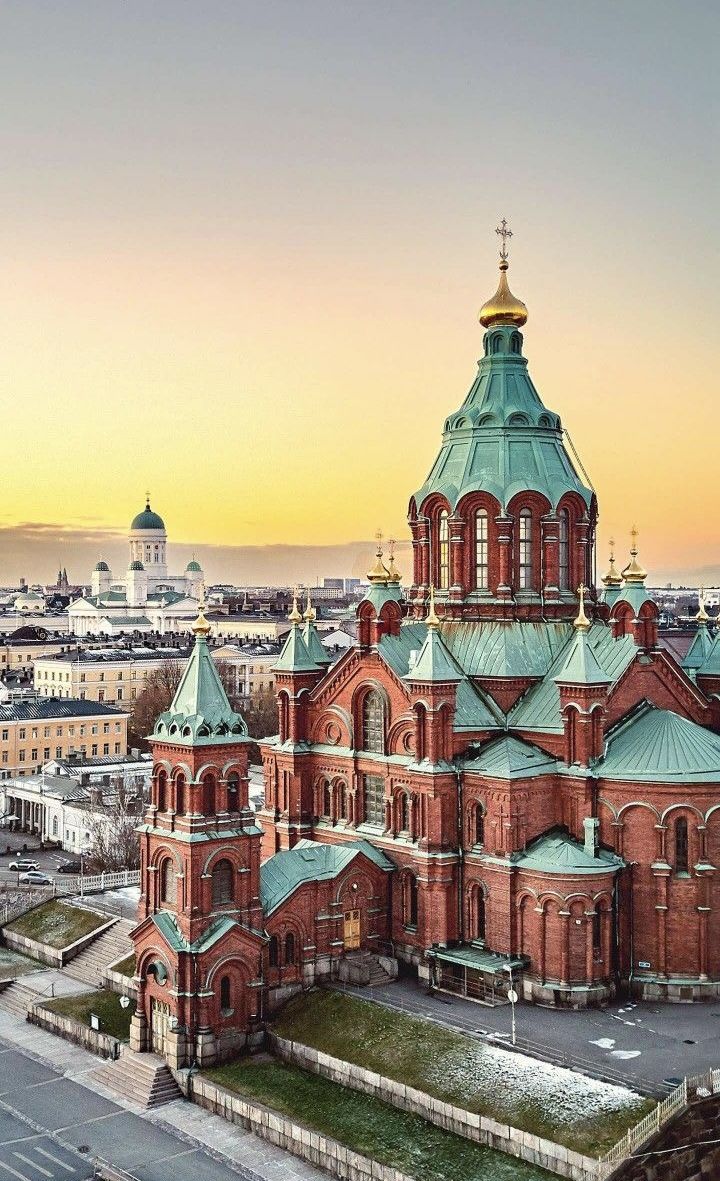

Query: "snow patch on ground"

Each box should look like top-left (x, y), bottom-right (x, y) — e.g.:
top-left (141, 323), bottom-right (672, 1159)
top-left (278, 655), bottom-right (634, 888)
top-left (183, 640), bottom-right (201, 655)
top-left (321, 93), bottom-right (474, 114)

top-left (427, 1041), bottom-right (645, 1125)
top-left (590, 1038), bottom-right (616, 1049)
top-left (610, 1051), bottom-right (641, 1060)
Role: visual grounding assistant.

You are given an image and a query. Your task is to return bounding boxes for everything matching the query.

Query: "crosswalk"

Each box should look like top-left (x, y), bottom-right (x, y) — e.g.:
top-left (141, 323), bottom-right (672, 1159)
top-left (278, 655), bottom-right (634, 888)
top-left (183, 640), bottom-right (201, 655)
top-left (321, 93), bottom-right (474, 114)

top-left (0, 1137), bottom-right (92, 1181)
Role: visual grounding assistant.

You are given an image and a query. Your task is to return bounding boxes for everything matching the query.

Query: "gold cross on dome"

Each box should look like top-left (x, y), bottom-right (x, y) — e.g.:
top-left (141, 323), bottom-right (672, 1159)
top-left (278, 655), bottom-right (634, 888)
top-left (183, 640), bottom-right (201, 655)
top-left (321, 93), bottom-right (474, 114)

top-left (495, 218), bottom-right (513, 261)
top-left (576, 583), bottom-right (586, 609)
top-left (375, 528), bottom-right (384, 553)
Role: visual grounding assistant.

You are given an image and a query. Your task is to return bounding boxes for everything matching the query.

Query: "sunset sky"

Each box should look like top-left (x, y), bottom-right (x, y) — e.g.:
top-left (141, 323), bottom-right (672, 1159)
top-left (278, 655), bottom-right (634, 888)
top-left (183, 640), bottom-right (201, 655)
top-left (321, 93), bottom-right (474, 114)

top-left (0, 1), bottom-right (717, 587)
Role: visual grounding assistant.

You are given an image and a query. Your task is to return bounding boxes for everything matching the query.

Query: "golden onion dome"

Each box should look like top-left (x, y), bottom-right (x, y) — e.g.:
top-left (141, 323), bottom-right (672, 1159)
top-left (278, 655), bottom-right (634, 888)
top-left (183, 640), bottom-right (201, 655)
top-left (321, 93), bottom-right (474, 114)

top-left (367, 546), bottom-right (391, 585)
top-left (479, 260), bottom-right (528, 329)
top-left (622, 529), bottom-right (647, 584)
top-left (601, 539), bottom-right (623, 588)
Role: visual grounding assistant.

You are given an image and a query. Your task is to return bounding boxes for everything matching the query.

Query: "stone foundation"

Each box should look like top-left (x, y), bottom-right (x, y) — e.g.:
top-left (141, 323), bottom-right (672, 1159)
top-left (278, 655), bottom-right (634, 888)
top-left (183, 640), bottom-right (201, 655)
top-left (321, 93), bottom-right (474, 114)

top-left (628, 976), bottom-right (720, 1003)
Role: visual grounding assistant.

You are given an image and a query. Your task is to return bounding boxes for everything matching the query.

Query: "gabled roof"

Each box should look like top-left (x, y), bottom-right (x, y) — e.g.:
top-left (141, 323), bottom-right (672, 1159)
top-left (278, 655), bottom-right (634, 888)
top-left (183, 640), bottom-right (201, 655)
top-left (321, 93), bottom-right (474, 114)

top-left (509, 622), bottom-right (636, 733)
top-left (260, 838), bottom-right (395, 915)
top-left (151, 911), bottom-right (254, 953)
top-left (274, 625), bottom-right (320, 674)
top-left (302, 620), bottom-right (332, 666)
top-left (153, 628), bottom-right (247, 746)
top-left (405, 628), bottom-right (462, 684)
top-left (462, 735), bottom-right (557, 779)
top-left (611, 582), bottom-right (655, 614)
top-left (683, 626), bottom-right (715, 673)
top-left (554, 629), bottom-right (610, 685)
top-left (516, 828), bottom-right (624, 875)
top-left (598, 704), bottom-right (720, 782)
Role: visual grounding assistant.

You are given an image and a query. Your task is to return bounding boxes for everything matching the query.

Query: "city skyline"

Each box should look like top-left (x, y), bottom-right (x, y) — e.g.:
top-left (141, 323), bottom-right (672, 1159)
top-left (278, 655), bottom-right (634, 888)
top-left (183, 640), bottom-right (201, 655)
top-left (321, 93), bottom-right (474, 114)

top-left (0, 1), bottom-right (716, 586)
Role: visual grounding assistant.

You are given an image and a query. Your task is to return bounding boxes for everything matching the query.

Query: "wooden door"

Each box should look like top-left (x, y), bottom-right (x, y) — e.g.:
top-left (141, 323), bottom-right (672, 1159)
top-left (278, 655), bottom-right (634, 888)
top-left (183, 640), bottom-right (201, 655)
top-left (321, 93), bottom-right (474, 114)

top-left (151, 998), bottom-right (170, 1055)
top-left (343, 909), bottom-right (360, 950)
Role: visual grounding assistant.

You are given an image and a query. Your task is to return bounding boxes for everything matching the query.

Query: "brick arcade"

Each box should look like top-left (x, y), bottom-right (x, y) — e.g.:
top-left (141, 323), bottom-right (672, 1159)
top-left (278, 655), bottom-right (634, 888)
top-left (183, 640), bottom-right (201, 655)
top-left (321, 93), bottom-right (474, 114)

top-left (131, 236), bottom-right (720, 1067)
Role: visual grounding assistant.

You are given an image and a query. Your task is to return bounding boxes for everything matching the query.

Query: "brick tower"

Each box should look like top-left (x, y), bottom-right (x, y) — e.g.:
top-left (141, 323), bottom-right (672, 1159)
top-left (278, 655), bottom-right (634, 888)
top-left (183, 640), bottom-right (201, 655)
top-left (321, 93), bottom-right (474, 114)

top-left (130, 604), bottom-right (265, 1067)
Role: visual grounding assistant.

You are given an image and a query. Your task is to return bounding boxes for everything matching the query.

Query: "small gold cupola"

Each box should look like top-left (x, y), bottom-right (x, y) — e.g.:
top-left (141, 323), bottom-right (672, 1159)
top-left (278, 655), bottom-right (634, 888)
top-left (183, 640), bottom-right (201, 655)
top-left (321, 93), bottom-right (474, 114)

top-left (622, 527), bottom-right (647, 584)
top-left (386, 538), bottom-right (402, 585)
top-left (479, 219), bottom-right (528, 329)
top-left (601, 538), bottom-right (623, 588)
top-left (288, 589), bottom-right (303, 625)
top-left (367, 530), bottom-right (391, 584)
top-left (696, 588), bottom-right (710, 625)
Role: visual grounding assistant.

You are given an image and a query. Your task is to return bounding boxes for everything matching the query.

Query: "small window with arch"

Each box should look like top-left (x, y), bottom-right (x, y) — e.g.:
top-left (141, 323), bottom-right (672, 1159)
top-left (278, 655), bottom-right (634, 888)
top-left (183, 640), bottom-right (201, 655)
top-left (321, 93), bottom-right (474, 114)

top-left (220, 974), bottom-right (232, 1014)
top-left (675, 816), bottom-right (689, 875)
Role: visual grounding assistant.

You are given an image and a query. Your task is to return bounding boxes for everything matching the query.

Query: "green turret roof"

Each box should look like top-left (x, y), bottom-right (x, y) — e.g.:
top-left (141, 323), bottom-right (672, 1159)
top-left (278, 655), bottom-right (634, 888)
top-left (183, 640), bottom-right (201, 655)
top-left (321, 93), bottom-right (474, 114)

top-left (683, 625), bottom-right (715, 673)
top-left (153, 624), bottom-right (247, 746)
top-left (274, 625), bottom-right (320, 674)
top-left (554, 629), bottom-right (610, 685)
top-left (303, 620), bottom-right (332, 666)
top-left (598, 705), bottom-right (720, 782)
top-left (515, 829), bottom-right (624, 875)
top-left (412, 322), bottom-right (592, 513)
top-left (405, 626), bottom-right (463, 684)
top-left (462, 735), bottom-right (556, 779)
top-left (260, 839), bottom-right (395, 915)
top-left (186, 559), bottom-right (202, 573)
top-left (698, 633), bottom-right (720, 677)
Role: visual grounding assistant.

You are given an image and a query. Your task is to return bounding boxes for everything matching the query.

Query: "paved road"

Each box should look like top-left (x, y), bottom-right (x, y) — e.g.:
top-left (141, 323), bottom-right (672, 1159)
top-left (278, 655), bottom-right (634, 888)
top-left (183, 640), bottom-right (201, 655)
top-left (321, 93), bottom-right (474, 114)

top-left (0, 1040), bottom-right (265, 1181)
top-left (335, 977), bottom-right (720, 1095)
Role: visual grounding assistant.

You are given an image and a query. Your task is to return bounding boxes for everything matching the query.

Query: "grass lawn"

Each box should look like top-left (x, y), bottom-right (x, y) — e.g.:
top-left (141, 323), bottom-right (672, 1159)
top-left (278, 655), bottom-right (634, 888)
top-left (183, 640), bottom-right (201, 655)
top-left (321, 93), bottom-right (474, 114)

top-left (0, 947), bottom-right (40, 981)
top-left (5, 900), bottom-right (106, 949)
top-left (271, 990), bottom-right (654, 1157)
top-left (207, 1057), bottom-right (553, 1181)
top-left (111, 953), bottom-right (135, 977)
top-left (44, 989), bottom-right (133, 1040)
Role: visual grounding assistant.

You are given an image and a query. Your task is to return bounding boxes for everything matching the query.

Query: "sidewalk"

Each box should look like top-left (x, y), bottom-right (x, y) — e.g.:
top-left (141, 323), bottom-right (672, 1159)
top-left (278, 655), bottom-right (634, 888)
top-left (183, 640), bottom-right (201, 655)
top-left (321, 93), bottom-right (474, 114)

top-left (0, 1008), bottom-right (325, 1181)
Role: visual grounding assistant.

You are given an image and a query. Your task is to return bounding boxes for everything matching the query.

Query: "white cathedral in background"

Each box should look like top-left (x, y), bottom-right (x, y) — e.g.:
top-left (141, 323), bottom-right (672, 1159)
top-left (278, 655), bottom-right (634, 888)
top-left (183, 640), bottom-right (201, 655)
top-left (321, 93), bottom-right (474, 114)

top-left (68, 499), bottom-right (204, 637)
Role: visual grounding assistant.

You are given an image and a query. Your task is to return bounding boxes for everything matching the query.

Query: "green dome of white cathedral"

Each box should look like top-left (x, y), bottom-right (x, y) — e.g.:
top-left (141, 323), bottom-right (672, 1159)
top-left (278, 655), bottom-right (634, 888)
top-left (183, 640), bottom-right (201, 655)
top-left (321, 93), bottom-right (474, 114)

top-left (131, 500), bottom-right (166, 532)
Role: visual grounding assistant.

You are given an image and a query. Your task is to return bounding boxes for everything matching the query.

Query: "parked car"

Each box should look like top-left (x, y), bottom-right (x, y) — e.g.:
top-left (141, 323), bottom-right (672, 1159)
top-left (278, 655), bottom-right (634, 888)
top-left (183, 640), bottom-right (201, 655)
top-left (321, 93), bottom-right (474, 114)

top-left (57, 860), bottom-right (82, 874)
top-left (8, 859), bottom-right (39, 872)
top-left (19, 870), bottom-right (52, 885)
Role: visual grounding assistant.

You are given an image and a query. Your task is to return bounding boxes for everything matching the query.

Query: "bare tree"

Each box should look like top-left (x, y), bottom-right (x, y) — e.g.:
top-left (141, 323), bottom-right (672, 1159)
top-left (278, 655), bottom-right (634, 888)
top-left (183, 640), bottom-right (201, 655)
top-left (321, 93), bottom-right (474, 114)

top-left (85, 783), bottom-right (143, 872)
top-left (128, 659), bottom-right (184, 750)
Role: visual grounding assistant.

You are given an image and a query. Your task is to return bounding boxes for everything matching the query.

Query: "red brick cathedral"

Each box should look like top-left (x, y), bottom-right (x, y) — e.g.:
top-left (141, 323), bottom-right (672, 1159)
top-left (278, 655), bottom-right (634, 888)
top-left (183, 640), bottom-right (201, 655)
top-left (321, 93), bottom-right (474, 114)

top-left (132, 235), bottom-right (720, 1066)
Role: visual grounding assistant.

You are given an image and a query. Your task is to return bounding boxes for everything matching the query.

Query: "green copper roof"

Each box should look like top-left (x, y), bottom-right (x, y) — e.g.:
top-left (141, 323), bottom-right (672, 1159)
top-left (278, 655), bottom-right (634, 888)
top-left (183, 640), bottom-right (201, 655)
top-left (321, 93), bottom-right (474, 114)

top-left (509, 622), bottom-right (637, 733)
top-left (186, 559), bottom-right (202, 572)
top-left (129, 560), bottom-right (144, 572)
top-left (131, 502), bottom-right (165, 531)
top-left (698, 634), bottom-right (720, 677)
top-left (405, 628), bottom-right (463, 684)
top-left (303, 620), bottom-right (332, 666)
top-left (274, 624), bottom-right (320, 674)
top-left (427, 945), bottom-right (527, 974)
top-left (412, 323), bottom-right (592, 513)
top-left (683, 626), bottom-right (715, 672)
top-left (153, 631), bottom-right (247, 746)
top-left (462, 735), bottom-right (556, 779)
top-left (611, 582), bottom-right (655, 614)
top-left (554, 629), bottom-right (610, 685)
top-left (440, 620), bottom-right (572, 679)
top-left (152, 911), bottom-right (242, 953)
top-left (360, 583), bottom-right (403, 613)
top-left (515, 829), bottom-right (624, 875)
top-left (94, 561), bottom-right (110, 572)
top-left (598, 705), bottom-right (720, 782)
top-left (260, 838), bottom-right (395, 915)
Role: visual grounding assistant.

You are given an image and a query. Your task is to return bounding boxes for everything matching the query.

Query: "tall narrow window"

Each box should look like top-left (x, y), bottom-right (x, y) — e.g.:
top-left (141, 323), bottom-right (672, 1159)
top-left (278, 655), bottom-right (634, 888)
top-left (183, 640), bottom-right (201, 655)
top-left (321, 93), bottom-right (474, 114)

top-left (675, 817), bottom-right (689, 874)
top-left (226, 772), bottom-right (239, 811)
top-left (284, 932), bottom-right (295, 964)
top-left (362, 691), bottom-right (385, 753)
top-left (156, 771), bottom-right (167, 812)
top-left (476, 891), bottom-right (486, 941)
top-left (363, 774), bottom-right (385, 828)
top-left (268, 936), bottom-right (279, 967)
top-left (399, 793), bottom-right (410, 832)
top-left (404, 873), bottom-right (418, 928)
top-left (475, 510), bottom-right (488, 589)
top-left (322, 780), bottom-right (332, 818)
top-left (220, 975), bottom-right (231, 1013)
top-left (558, 509), bottom-right (570, 591)
top-left (474, 805), bottom-right (485, 847)
top-left (592, 911), bottom-right (602, 957)
top-left (518, 510), bottom-right (533, 589)
top-left (211, 859), bottom-right (233, 906)
top-left (438, 510), bottom-right (450, 589)
top-left (160, 858), bottom-right (176, 905)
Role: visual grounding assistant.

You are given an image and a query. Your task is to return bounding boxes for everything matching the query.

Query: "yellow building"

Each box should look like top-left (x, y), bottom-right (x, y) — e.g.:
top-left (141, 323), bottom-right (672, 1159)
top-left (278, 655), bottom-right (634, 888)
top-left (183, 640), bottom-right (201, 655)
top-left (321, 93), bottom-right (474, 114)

top-left (0, 699), bottom-right (129, 779)
top-left (0, 632), bottom-right (74, 676)
top-left (33, 647), bottom-right (191, 704)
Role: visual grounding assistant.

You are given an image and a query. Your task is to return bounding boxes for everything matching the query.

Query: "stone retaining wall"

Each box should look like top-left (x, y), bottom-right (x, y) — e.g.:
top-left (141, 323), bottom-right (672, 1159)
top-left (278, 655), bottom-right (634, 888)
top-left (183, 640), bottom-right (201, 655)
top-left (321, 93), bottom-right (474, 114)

top-left (189, 1073), bottom-right (415, 1181)
top-left (4, 913), bottom-right (115, 968)
top-left (269, 1033), bottom-right (602, 1181)
top-left (29, 1004), bottom-right (120, 1060)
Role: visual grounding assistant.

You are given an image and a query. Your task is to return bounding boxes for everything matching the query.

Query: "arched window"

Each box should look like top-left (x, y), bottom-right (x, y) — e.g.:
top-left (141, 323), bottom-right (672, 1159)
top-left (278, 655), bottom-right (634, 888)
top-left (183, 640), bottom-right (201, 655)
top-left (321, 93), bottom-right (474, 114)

top-left (475, 891), bottom-right (486, 941)
top-left (203, 775), bottom-right (216, 817)
top-left (175, 774), bottom-right (185, 815)
top-left (404, 873), bottom-right (418, 929)
top-left (160, 858), bottom-right (176, 905)
top-left (558, 509), bottom-right (570, 591)
top-left (675, 817), bottom-right (689, 874)
top-left (474, 805), bottom-right (485, 847)
top-left (511, 334), bottom-right (521, 354)
top-left (475, 510), bottom-right (488, 590)
top-left (363, 773), bottom-right (385, 828)
top-left (592, 911), bottom-right (601, 957)
top-left (337, 783), bottom-right (347, 821)
top-left (211, 859), bottom-right (234, 906)
top-left (438, 510), bottom-right (450, 589)
top-left (156, 771), bottom-right (167, 812)
top-left (268, 935), bottom-right (279, 967)
top-left (518, 509), bottom-right (533, 589)
top-left (220, 975), bottom-right (232, 1013)
top-left (362, 690), bottom-right (385, 754)
top-left (399, 793), bottom-right (410, 833)
top-left (284, 932), bottom-right (295, 964)
top-left (492, 334), bottom-right (502, 354)
top-left (322, 780), bottom-right (332, 818)
top-left (226, 772), bottom-right (239, 810)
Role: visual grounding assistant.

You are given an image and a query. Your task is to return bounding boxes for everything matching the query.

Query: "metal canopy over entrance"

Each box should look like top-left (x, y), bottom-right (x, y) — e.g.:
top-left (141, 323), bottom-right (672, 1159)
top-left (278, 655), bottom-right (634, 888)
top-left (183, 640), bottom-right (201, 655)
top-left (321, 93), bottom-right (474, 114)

top-left (427, 946), bottom-right (528, 1006)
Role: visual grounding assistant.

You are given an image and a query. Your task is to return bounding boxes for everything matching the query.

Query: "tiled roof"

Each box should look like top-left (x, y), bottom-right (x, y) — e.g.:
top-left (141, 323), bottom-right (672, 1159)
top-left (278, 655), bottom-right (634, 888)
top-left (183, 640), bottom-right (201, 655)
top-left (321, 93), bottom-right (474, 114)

top-left (598, 705), bottom-right (720, 782)
top-left (0, 699), bottom-right (127, 722)
top-left (260, 838), bottom-right (395, 915)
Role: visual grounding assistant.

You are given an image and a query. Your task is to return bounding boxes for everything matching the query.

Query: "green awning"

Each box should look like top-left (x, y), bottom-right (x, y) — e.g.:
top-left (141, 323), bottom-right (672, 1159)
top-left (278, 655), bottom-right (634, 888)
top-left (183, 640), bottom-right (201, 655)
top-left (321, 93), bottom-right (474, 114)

top-left (427, 946), bottom-right (528, 975)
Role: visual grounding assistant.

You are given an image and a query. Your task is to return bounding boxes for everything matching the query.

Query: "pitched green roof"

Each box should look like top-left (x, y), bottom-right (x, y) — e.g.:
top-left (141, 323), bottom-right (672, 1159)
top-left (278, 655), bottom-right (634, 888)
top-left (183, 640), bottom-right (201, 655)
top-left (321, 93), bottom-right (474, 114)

top-left (360, 584), bottom-right (403, 613)
top-left (274, 624), bottom-right (320, 673)
top-left (302, 620), bottom-right (332, 666)
top-left (611, 582), bottom-right (655, 614)
top-left (152, 911), bottom-right (241, 953)
top-left (554, 629), bottom-right (610, 685)
top-left (515, 829), bottom-right (624, 875)
top-left (153, 631), bottom-right (247, 746)
top-left (683, 626), bottom-right (715, 673)
top-left (440, 620), bottom-right (572, 679)
top-left (509, 622), bottom-right (636, 733)
top-left (260, 838), bottom-right (395, 915)
top-left (598, 705), bottom-right (720, 782)
top-left (462, 735), bottom-right (556, 779)
top-left (698, 634), bottom-right (720, 677)
top-left (411, 325), bottom-right (592, 514)
top-left (405, 628), bottom-right (463, 684)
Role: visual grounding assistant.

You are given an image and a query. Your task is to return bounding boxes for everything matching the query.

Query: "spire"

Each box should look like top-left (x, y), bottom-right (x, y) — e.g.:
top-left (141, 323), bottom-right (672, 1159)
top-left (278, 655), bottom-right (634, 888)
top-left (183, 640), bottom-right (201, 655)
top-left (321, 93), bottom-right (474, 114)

top-left (191, 593), bottom-right (212, 639)
top-left (574, 584), bottom-right (591, 632)
top-left (426, 584), bottom-right (440, 629)
top-left (386, 539), bottom-right (402, 585)
top-left (478, 220), bottom-right (528, 328)
top-left (622, 527), bottom-right (647, 584)
top-left (405, 596), bottom-right (462, 684)
top-left (601, 539), bottom-right (623, 588)
top-left (288, 589), bottom-right (303, 625)
top-left (303, 588), bottom-right (315, 622)
top-left (367, 531), bottom-right (391, 584)
top-left (555, 627), bottom-right (609, 687)
top-left (275, 589), bottom-right (320, 674)
top-left (697, 588), bottom-right (710, 625)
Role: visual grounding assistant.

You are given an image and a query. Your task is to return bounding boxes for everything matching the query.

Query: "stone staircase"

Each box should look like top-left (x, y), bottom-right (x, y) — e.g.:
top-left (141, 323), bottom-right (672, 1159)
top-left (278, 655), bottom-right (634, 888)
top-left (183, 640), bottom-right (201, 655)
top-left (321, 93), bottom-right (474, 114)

top-left (93, 1048), bottom-right (182, 1109)
top-left (0, 980), bottom-right (39, 1019)
top-left (64, 918), bottom-right (134, 988)
top-left (338, 952), bottom-right (397, 988)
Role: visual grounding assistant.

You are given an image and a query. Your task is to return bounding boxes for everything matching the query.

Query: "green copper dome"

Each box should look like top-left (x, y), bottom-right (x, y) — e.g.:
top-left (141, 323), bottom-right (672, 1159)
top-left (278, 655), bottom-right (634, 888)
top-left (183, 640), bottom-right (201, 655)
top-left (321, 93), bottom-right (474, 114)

top-left (186, 559), bottom-right (202, 572)
top-left (129, 560), bottom-right (145, 572)
top-left (94, 560), bottom-right (110, 572)
top-left (131, 500), bottom-right (165, 531)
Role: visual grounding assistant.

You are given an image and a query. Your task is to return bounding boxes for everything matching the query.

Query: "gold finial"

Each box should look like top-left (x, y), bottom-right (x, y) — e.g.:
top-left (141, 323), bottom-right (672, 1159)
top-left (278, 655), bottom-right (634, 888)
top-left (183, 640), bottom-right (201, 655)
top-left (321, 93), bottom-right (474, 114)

top-left (386, 538), bottom-right (402, 584)
top-left (601, 537), bottom-right (623, 587)
top-left (574, 584), bottom-right (591, 632)
top-left (479, 220), bottom-right (528, 329)
top-left (367, 530), bottom-right (391, 584)
top-left (622, 526), bottom-right (647, 584)
top-left (304, 587), bottom-right (316, 623)
top-left (697, 587), bottom-right (710, 625)
top-left (426, 584), bottom-right (440, 630)
top-left (288, 588), bottom-right (302, 625)
top-left (192, 590), bottom-right (211, 638)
